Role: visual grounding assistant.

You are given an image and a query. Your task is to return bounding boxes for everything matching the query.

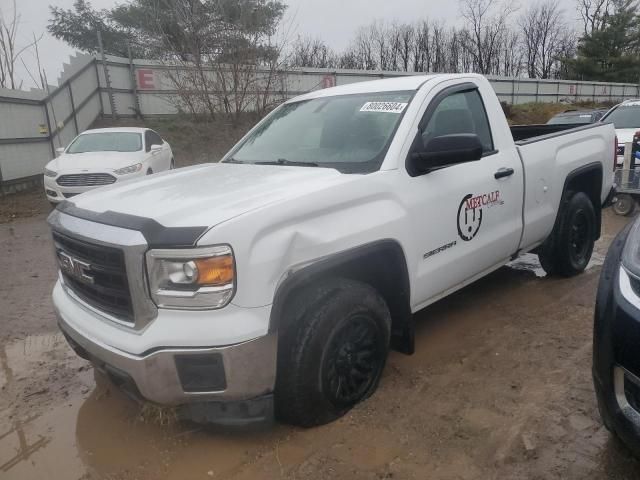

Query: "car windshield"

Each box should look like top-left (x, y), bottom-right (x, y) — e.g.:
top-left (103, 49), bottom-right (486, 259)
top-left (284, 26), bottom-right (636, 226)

top-left (602, 103), bottom-right (640, 129)
top-left (547, 113), bottom-right (593, 125)
top-left (66, 132), bottom-right (142, 153)
top-left (226, 91), bottom-right (414, 173)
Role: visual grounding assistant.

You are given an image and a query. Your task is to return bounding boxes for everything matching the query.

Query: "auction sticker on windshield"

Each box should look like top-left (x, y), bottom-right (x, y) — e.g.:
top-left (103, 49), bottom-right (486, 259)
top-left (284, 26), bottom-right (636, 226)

top-left (360, 102), bottom-right (408, 114)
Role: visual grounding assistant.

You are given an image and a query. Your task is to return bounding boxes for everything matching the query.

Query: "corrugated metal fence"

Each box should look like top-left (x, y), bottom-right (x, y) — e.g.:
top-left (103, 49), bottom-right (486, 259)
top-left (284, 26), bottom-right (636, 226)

top-left (0, 54), bottom-right (102, 190)
top-left (2, 53), bottom-right (640, 190)
top-left (102, 55), bottom-right (640, 117)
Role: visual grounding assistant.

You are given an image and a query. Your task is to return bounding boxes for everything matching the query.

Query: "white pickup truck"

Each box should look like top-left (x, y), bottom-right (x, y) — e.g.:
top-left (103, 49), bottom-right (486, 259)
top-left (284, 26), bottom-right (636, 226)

top-left (48, 74), bottom-right (616, 427)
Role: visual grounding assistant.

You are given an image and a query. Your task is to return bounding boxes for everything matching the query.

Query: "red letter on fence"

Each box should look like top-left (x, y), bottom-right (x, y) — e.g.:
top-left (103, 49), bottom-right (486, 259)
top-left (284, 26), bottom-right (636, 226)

top-left (137, 69), bottom-right (155, 89)
top-left (321, 75), bottom-right (335, 89)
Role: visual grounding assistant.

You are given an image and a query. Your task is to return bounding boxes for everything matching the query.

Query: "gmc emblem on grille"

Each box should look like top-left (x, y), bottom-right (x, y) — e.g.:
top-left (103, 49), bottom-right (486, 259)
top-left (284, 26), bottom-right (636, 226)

top-left (57, 251), bottom-right (95, 285)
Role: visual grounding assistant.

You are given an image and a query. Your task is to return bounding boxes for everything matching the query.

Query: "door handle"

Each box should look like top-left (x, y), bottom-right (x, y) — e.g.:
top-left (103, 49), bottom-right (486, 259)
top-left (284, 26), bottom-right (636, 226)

top-left (494, 167), bottom-right (515, 179)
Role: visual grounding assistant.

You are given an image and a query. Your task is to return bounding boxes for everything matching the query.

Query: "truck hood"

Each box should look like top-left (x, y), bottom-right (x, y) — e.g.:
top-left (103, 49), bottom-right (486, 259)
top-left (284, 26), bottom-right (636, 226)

top-left (67, 163), bottom-right (348, 228)
top-left (47, 151), bottom-right (142, 172)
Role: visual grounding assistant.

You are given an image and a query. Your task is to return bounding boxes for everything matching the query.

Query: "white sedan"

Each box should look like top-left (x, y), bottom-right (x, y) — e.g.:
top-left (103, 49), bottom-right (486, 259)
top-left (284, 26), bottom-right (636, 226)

top-left (600, 99), bottom-right (640, 166)
top-left (44, 127), bottom-right (174, 204)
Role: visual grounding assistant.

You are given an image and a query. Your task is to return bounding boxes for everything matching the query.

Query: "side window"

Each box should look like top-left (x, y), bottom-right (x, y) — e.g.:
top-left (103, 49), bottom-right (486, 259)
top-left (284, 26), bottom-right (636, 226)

top-left (149, 131), bottom-right (163, 147)
top-left (420, 89), bottom-right (494, 154)
top-left (144, 131), bottom-right (152, 152)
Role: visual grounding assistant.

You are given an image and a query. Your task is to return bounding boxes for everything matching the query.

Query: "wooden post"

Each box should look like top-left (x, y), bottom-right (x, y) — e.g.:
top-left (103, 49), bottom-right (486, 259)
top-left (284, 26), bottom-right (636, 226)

top-left (67, 83), bottom-right (79, 135)
top-left (127, 43), bottom-right (142, 118)
top-left (97, 30), bottom-right (117, 120)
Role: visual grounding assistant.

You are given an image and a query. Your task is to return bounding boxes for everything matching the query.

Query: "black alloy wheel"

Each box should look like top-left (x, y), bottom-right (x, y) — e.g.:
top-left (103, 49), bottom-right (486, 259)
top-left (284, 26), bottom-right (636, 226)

top-left (322, 314), bottom-right (384, 407)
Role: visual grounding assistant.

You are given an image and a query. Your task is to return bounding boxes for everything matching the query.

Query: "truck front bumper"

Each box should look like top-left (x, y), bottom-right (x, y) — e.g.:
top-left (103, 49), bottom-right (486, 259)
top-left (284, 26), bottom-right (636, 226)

top-left (55, 290), bottom-right (277, 426)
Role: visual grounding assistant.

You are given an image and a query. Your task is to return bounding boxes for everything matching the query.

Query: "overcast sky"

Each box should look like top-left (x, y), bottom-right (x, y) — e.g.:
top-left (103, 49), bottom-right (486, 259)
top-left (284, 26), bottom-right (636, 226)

top-left (4, 0), bottom-right (574, 90)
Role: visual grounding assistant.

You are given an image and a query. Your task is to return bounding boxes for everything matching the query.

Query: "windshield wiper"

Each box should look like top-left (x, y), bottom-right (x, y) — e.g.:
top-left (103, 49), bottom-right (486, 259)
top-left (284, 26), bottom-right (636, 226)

top-left (254, 158), bottom-right (319, 167)
top-left (223, 157), bottom-right (245, 164)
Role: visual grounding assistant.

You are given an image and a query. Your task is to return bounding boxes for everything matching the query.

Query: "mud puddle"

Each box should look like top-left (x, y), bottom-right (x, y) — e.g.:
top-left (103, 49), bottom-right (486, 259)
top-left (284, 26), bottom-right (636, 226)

top-left (506, 250), bottom-right (606, 278)
top-left (0, 334), bottom-right (299, 480)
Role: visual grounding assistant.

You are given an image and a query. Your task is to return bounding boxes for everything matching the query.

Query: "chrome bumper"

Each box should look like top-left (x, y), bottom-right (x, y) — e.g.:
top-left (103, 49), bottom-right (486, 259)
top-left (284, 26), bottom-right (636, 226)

top-left (56, 312), bottom-right (277, 405)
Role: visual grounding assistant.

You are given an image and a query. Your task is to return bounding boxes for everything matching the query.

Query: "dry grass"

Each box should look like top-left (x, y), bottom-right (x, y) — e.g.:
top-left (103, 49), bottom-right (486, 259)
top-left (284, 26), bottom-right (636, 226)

top-left (0, 187), bottom-right (52, 224)
top-left (505, 101), bottom-right (615, 125)
top-left (137, 402), bottom-right (179, 426)
top-left (93, 114), bottom-right (260, 168)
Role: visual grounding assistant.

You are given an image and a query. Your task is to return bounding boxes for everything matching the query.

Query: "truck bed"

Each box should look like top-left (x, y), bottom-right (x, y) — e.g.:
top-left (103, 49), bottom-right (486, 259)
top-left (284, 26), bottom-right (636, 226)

top-left (513, 121), bottom-right (615, 253)
top-left (510, 123), bottom-right (605, 144)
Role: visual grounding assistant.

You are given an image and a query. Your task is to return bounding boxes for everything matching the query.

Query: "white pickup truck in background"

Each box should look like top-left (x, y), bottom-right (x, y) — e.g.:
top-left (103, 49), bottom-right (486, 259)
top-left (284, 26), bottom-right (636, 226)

top-left (48, 74), bottom-right (616, 428)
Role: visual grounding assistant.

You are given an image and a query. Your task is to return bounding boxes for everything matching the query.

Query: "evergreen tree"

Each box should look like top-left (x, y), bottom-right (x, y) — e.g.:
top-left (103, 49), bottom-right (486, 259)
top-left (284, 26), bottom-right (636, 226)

top-left (48, 0), bottom-right (286, 61)
top-left (570, 0), bottom-right (640, 82)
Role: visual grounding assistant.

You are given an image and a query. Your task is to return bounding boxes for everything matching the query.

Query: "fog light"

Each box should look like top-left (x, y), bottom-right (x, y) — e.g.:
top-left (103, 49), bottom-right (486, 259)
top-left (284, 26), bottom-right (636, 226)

top-left (175, 354), bottom-right (226, 392)
top-left (46, 189), bottom-right (58, 197)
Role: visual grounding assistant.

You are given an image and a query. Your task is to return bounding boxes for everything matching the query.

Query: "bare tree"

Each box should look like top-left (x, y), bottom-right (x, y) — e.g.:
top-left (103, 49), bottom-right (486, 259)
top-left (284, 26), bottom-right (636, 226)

top-left (577, 0), bottom-right (612, 35)
top-left (500, 29), bottom-right (523, 77)
top-left (412, 20), bottom-right (432, 72)
top-left (519, 0), bottom-right (566, 78)
top-left (0, 0), bottom-right (42, 89)
top-left (459, 0), bottom-right (516, 74)
top-left (397, 24), bottom-right (414, 72)
top-left (152, 0), bottom-right (289, 122)
top-left (290, 36), bottom-right (337, 68)
top-left (19, 32), bottom-right (45, 89)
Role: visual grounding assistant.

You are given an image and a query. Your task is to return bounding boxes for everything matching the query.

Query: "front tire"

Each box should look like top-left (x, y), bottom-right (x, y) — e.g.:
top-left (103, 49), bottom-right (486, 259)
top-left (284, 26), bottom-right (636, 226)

top-left (538, 191), bottom-right (596, 277)
top-left (275, 279), bottom-right (391, 427)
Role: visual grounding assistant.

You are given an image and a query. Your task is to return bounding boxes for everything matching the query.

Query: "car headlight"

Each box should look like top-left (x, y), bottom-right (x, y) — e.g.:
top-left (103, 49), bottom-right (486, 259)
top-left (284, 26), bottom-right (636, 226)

top-left (44, 168), bottom-right (57, 177)
top-left (114, 163), bottom-right (143, 175)
top-left (622, 217), bottom-right (640, 276)
top-left (146, 245), bottom-right (235, 309)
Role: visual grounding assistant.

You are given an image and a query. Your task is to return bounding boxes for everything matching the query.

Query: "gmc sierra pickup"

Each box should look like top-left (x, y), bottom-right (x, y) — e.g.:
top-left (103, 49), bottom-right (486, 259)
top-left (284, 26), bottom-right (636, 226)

top-left (48, 74), bottom-right (616, 427)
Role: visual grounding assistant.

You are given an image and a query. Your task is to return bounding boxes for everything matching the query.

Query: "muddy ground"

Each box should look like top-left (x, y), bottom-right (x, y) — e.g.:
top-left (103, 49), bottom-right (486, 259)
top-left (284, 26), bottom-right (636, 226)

top-left (1, 206), bottom-right (640, 479)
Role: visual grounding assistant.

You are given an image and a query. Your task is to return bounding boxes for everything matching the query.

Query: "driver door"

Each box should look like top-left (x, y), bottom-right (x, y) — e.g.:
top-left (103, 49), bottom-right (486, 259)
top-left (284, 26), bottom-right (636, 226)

top-left (403, 81), bottom-right (524, 309)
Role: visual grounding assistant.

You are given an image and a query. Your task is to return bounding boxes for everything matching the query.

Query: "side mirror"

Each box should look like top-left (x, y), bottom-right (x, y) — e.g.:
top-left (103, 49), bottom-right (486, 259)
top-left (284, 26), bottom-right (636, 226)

top-left (55, 147), bottom-right (65, 156)
top-left (150, 144), bottom-right (163, 152)
top-left (411, 134), bottom-right (483, 174)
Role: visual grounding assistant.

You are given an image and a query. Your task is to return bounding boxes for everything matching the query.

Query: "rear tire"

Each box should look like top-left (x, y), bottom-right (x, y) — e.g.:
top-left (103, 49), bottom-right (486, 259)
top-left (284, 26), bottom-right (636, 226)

top-left (613, 194), bottom-right (635, 216)
top-left (275, 279), bottom-right (391, 427)
top-left (538, 191), bottom-right (596, 277)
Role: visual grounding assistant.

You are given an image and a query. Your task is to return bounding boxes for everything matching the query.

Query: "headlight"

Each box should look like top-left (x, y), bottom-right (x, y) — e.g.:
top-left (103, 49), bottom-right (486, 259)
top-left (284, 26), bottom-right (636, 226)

top-left (114, 163), bottom-right (143, 175)
top-left (622, 218), bottom-right (640, 277)
top-left (44, 168), bottom-right (57, 177)
top-left (146, 245), bottom-right (235, 309)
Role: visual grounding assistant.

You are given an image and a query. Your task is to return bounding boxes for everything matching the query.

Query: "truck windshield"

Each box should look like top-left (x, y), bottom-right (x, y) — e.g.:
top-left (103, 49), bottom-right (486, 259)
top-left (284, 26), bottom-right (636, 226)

top-left (226, 91), bottom-right (414, 173)
top-left (67, 132), bottom-right (143, 154)
top-left (602, 104), bottom-right (640, 129)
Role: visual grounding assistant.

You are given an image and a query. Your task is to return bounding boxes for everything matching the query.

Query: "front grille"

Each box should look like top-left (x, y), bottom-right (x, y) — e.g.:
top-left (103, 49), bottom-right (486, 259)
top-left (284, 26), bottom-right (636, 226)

top-left (57, 173), bottom-right (116, 187)
top-left (63, 192), bottom-right (79, 198)
top-left (53, 231), bottom-right (134, 323)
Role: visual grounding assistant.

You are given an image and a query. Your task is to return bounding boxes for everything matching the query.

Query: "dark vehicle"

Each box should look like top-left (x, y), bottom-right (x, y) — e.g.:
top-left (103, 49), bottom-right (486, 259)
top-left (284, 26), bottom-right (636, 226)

top-left (594, 216), bottom-right (640, 456)
top-left (547, 109), bottom-right (608, 125)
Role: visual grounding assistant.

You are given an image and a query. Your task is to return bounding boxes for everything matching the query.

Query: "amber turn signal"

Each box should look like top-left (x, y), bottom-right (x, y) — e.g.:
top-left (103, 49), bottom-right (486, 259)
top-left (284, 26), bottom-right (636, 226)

top-left (193, 255), bottom-right (234, 286)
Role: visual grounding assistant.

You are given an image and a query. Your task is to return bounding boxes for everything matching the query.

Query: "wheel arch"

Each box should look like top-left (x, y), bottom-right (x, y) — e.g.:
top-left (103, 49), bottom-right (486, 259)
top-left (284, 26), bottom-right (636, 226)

top-left (562, 162), bottom-right (603, 240)
top-left (269, 239), bottom-right (414, 355)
